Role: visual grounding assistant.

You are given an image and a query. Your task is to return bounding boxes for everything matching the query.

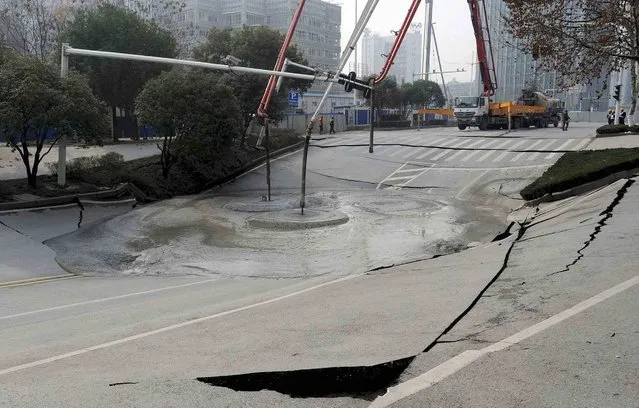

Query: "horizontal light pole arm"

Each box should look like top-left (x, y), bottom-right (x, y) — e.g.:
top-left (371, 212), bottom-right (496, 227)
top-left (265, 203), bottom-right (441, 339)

top-left (64, 46), bottom-right (370, 89)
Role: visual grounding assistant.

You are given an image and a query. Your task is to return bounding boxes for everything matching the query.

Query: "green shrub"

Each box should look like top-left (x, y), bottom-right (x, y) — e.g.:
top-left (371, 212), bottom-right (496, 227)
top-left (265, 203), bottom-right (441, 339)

top-left (628, 125), bottom-right (639, 133)
top-left (596, 124), bottom-right (628, 135)
top-left (47, 152), bottom-right (124, 180)
top-left (521, 148), bottom-right (639, 200)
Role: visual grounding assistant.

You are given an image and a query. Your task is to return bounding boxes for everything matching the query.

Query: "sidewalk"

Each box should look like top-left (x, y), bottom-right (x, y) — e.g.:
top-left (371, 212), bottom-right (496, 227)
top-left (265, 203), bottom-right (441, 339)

top-left (587, 133), bottom-right (639, 150)
top-left (0, 141), bottom-right (158, 180)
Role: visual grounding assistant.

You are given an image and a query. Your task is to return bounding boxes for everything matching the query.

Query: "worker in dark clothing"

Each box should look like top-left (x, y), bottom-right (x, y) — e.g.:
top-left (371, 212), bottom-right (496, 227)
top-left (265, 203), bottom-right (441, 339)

top-left (607, 109), bottom-right (614, 125)
top-left (329, 117), bottom-right (336, 134)
top-left (319, 116), bottom-right (324, 134)
top-left (620, 109), bottom-right (627, 125)
top-left (562, 109), bottom-right (570, 131)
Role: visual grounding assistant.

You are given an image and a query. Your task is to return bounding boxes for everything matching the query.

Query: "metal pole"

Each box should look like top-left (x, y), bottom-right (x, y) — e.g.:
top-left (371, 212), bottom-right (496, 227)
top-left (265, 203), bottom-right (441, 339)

top-left (369, 80), bottom-right (375, 153)
top-left (64, 46), bottom-right (371, 85)
top-left (299, 0), bottom-right (381, 212)
top-left (264, 121), bottom-right (271, 201)
top-left (354, 0), bottom-right (358, 106)
top-left (431, 23), bottom-right (448, 102)
top-left (58, 43), bottom-right (69, 187)
top-left (423, 0), bottom-right (433, 80)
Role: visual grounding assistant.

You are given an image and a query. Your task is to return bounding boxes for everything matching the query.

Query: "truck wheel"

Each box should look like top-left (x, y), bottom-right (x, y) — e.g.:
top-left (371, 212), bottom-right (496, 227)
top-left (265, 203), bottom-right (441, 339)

top-left (458, 124), bottom-right (467, 130)
top-left (478, 116), bottom-right (488, 131)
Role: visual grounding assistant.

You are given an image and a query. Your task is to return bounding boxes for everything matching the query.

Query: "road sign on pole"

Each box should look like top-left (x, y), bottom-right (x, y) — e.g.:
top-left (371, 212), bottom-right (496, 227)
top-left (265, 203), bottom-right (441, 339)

top-left (288, 91), bottom-right (299, 106)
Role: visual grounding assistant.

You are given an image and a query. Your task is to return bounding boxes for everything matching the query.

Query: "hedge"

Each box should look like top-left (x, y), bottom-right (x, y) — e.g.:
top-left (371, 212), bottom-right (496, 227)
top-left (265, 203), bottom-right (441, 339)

top-left (596, 124), bottom-right (628, 135)
top-left (520, 148), bottom-right (639, 200)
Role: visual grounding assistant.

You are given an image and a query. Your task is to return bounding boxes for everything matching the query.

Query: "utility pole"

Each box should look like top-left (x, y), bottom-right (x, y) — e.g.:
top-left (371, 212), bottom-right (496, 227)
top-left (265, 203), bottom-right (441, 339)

top-left (421, 0), bottom-right (433, 80)
top-left (58, 43), bottom-right (69, 187)
top-left (354, 0), bottom-right (358, 106)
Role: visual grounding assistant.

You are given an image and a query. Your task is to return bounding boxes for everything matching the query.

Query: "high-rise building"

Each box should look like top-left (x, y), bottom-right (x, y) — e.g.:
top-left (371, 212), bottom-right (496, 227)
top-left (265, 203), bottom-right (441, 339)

top-left (180, 0), bottom-right (341, 73)
top-left (482, 0), bottom-right (608, 111)
top-left (361, 27), bottom-right (422, 84)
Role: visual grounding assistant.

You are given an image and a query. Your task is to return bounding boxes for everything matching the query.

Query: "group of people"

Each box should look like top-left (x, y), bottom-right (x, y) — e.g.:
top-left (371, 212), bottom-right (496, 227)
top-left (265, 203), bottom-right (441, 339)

top-left (607, 109), bottom-right (627, 125)
top-left (318, 116), bottom-right (336, 134)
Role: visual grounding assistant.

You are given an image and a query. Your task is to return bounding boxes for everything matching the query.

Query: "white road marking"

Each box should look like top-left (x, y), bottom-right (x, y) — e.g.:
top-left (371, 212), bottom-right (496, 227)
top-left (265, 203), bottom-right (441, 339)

top-left (427, 137), bottom-right (446, 146)
top-left (385, 176), bottom-right (415, 182)
top-left (377, 163), bottom-right (435, 190)
top-left (460, 140), bottom-right (500, 162)
top-left (416, 148), bottom-right (438, 160)
top-left (390, 147), bottom-right (413, 157)
top-left (511, 139), bottom-right (544, 162)
top-left (0, 278), bottom-right (224, 320)
top-left (572, 138), bottom-right (592, 151)
top-left (527, 140), bottom-right (557, 161)
top-left (431, 149), bottom-right (454, 160)
top-left (368, 274), bottom-right (639, 408)
top-left (384, 146), bottom-right (404, 156)
top-left (0, 273), bottom-right (364, 376)
top-left (402, 148), bottom-right (424, 159)
top-left (545, 139), bottom-right (575, 159)
top-left (395, 167), bottom-right (428, 174)
top-left (493, 140), bottom-right (526, 162)
top-left (476, 140), bottom-right (512, 162)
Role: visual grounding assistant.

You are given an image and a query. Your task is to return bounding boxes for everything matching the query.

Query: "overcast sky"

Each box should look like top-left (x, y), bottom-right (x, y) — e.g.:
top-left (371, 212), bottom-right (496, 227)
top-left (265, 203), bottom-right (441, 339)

top-left (339, 0), bottom-right (476, 83)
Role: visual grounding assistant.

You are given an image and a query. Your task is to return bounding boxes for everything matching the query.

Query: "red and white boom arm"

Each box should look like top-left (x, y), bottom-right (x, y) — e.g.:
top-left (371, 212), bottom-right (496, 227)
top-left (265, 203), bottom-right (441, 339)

top-left (468, 0), bottom-right (497, 96)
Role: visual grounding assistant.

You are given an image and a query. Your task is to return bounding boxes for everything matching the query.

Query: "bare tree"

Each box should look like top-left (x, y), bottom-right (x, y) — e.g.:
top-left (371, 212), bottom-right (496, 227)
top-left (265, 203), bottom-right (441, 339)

top-left (504, 0), bottom-right (639, 120)
top-left (0, 0), bottom-right (71, 60)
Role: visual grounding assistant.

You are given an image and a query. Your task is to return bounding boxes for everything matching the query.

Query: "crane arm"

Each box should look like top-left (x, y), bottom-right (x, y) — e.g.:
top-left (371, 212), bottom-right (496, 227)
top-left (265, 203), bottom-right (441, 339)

top-left (468, 0), bottom-right (497, 96)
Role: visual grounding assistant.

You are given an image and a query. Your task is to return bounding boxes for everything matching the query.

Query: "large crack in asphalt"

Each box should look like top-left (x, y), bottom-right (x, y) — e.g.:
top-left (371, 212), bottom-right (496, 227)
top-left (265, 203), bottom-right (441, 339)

top-left (548, 178), bottom-right (635, 276)
top-left (195, 222), bottom-right (526, 400)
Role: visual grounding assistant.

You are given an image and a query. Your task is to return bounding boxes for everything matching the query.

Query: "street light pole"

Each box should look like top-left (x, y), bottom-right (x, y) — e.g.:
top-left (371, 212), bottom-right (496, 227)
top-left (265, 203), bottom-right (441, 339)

top-left (58, 43), bottom-right (69, 187)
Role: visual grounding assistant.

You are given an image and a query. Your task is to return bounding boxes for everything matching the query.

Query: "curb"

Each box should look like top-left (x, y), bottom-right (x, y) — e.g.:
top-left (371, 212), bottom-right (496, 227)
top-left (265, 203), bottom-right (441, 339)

top-left (0, 183), bottom-right (146, 213)
top-left (525, 166), bottom-right (639, 206)
top-left (202, 140), bottom-right (305, 190)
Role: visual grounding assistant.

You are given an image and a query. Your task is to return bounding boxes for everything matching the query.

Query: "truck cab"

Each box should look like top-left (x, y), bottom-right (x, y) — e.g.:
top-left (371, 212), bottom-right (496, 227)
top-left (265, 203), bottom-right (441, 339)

top-left (453, 96), bottom-right (490, 130)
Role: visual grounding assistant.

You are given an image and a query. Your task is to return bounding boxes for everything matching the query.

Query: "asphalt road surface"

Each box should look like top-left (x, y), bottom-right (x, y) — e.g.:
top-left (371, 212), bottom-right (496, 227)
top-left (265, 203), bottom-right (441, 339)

top-left (4, 124), bottom-right (635, 408)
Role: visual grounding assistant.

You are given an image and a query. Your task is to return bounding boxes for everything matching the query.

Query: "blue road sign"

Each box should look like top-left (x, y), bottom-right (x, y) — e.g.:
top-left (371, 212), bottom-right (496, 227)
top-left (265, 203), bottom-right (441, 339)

top-left (288, 91), bottom-right (299, 106)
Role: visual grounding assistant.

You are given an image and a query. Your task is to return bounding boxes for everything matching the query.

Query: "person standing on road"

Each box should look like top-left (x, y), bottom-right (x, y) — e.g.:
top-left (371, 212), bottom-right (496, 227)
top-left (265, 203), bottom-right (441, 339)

top-left (607, 109), bottom-right (614, 125)
top-left (620, 109), bottom-right (627, 125)
top-left (562, 109), bottom-right (570, 131)
top-left (319, 116), bottom-right (324, 134)
top-left (329, 117), bottom-right (336, 134)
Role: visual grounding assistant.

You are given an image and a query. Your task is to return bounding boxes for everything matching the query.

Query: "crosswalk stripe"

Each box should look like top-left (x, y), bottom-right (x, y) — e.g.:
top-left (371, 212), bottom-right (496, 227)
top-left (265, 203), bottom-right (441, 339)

top-left (492, 139), bottom-right (513, 150)
top-left (527, 140), bottom-right (557, 160)
top-left (572, 138), bottom-right (591, 151)
top-left (476, 149), bottom-right (497, 162)
top-left (460, 140), bottom-right (500, 162)
top-left (427, 137), bottom-right (446, 146)
top-left (545, 139), bottom-right (574, 159)
top-left (493, 140), bottom-right (526, 162)
top-left (446, 139), bottom-right (486, 162)
top-left (402, 148), bottom-right (425, 159)
top-left (385, 146), bottom-right (404, 156)
top-left (432, 149), bottom-right (453, 160)
top-left (492, 150), bottom-right (511, 162)
top-left (511, 140), bottom-right (544, 162)
top-left (416, 148), bottom-right (438, 160)
top-left (390, 146), bottom-right (413, 157)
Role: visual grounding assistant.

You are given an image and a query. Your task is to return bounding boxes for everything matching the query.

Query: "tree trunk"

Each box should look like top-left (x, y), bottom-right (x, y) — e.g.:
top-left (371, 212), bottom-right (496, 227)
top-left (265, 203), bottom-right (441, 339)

top-left (111, 105), bottom-right (118, 143)
top-left (631, 61), bottom-right (638, 127)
